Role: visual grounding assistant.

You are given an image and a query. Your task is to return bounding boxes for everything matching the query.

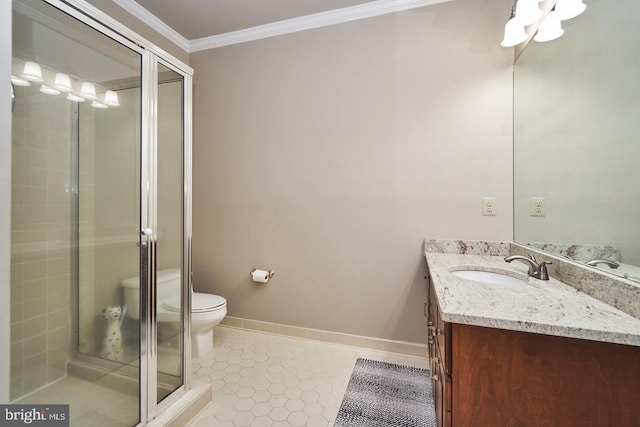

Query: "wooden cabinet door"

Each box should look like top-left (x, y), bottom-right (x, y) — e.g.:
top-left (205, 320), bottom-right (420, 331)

top-left (452, 323), bottom-right (640, 426)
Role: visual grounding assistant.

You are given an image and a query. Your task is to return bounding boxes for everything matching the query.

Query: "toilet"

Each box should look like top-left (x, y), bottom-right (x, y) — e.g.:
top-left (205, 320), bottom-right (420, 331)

top-left (121, 268), bottom-right (227, 357)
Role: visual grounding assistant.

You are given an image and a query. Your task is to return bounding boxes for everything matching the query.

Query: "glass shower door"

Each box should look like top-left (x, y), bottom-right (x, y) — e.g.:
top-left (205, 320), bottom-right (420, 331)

top-left (155, 63), bottom-right (185, 404)
top-left (11, 0), bottom-right (193, 423)
top-left (11, 0), bottom-right (143, 424)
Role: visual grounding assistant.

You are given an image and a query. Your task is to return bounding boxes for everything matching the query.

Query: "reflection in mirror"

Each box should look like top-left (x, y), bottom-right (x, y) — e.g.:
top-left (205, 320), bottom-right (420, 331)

top-left (514, 0), bottom-right (640, 282)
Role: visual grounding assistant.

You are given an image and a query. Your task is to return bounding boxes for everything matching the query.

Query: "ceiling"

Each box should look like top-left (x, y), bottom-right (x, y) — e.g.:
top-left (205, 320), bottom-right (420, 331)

top-left (133, 0), bottom-right (375, 40)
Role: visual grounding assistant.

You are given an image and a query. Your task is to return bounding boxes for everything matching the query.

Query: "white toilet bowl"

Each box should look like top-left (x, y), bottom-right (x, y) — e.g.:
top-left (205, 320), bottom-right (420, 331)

top-left (121, 269), bottom-right (227, 358)
top-left (163, 292), bottom-right (227, 357)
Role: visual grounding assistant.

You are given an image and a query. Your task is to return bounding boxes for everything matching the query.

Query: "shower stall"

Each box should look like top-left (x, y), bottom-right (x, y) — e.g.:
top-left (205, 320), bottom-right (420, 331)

top-left (9, 0), bottom-right (193, 424)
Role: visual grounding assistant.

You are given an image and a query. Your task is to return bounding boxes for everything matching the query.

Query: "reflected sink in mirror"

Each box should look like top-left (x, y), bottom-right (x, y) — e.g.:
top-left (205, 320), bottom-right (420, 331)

top-left (450, 269), bottom-right (526, 286)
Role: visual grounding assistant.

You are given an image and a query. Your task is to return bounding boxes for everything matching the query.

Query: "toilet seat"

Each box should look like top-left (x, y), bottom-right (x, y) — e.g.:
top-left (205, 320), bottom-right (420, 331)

top-left (163, 292), bottom-right (226, 313)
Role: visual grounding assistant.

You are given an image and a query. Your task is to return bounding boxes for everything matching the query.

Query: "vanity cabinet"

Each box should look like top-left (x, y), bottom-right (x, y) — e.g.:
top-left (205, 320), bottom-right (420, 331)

top-left (427, 282), bottom-right (451, 427)
top-left (427, 280), bottom-right (640, 426)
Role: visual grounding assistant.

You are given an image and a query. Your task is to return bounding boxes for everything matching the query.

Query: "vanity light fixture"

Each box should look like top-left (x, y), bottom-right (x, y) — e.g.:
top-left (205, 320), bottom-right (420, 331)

top-left (555, 0), bottom-right (586, 21)
top-left (102, 90), bottom-right (120, 107)
top-left (501, 0), bottom-right (586, 47)
top-left (40, 85), bottom-right (61, 95)
top-left (66, 93), bottom-right (85, 102)
top-left (11, 75), bottom-right (30, 87)
top-left (515, 0), bottom-right (543, 26)
top-left (12, 58), bottom-right (120, 109)
top-left (53, 72), bottom-right (73, 92)
top-left (79, 82), bottom-right (97, 100)
top-left (534, 10), bottom-right (564, 42)
top-left (501, 6), bottom-right (529, 47)
top-left (21, 61), bottom-right (44, 83)
top-left (91, 100), bottom-right (108, 109)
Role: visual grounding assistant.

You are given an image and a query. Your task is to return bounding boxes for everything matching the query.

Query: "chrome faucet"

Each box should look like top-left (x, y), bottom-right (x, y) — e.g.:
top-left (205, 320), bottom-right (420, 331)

top-left (585, 259), bottom-right (620, 269)
top-left (504, 254), bottom-right (552, 280)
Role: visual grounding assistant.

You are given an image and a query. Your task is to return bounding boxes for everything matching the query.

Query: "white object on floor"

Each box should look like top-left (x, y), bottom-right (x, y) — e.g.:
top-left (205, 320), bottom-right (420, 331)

top-left (100, 305), bottom-right (123, 361)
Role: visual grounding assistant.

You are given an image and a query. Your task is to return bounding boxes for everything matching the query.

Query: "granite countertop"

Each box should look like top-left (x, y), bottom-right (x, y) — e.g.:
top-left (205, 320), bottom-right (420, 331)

top-left (425, 251), bottom-right (640, 347)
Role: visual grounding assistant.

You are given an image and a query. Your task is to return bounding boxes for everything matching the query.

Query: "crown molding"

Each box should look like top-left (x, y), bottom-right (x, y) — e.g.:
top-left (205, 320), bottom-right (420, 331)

top-left (112, 0), bottom-right (452, 53)
top-left (189, 0), bottom-right (452, 52)
top-left (112, 0), bottom-right (190, 52)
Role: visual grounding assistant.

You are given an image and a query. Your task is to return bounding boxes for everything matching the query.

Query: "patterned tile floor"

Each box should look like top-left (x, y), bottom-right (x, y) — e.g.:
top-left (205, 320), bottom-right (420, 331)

top-left (189, 326), bottom-right (429, 427)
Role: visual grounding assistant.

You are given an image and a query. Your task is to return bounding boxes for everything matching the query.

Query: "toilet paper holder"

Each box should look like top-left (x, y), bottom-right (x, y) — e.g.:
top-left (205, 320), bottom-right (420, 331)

top-left (250, 269), bottom-right (275, 279)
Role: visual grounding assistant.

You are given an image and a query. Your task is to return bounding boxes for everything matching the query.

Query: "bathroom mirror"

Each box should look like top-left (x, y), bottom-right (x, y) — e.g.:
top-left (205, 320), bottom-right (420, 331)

top-left (513, 0), bottom-right (640, 282)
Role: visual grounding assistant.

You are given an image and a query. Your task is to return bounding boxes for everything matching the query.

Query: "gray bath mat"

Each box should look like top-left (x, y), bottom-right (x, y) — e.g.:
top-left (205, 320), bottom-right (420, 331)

top-left (334, 358), bottom-right (435, 427)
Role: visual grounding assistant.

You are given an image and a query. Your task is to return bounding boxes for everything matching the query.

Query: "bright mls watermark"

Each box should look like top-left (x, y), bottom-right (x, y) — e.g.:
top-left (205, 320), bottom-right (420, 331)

top-left (0, 405), bottom-right (69, 426)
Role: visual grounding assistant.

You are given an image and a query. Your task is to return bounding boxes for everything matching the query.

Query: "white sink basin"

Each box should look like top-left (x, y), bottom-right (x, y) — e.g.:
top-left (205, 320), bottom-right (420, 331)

top-left (451, 269), bottom-right (526, 285)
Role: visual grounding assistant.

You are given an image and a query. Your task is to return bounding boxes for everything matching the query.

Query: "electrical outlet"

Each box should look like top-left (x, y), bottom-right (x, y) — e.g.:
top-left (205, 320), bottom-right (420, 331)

top-left (530, 197), bottom-right (546, 217)
top-left (482, 197), bottom-right (497, 216)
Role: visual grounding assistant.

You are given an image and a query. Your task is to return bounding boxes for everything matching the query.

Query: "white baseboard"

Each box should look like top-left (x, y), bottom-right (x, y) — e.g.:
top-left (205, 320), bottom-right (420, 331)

top-left (220, 316), bottom-right (427, 359)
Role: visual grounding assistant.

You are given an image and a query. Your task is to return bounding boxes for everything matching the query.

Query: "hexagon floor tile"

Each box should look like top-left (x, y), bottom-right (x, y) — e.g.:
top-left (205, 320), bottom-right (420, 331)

top-left (189, 326), bottom-right (428, 427)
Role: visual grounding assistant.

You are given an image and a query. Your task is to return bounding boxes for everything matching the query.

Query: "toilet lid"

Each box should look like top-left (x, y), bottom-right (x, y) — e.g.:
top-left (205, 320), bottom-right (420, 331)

top-left (163, 292), bottom-right (226, 313)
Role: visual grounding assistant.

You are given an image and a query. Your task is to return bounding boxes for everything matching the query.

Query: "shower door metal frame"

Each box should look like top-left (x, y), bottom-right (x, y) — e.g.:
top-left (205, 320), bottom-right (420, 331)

top-left (35, 0), bottom-right (194, 424)
top-left (152, 55), bottom-right (194, 416)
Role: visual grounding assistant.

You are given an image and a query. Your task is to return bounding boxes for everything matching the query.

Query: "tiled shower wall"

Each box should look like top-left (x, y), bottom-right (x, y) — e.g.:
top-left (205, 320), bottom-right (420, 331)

top-left (10, 85), bottom-right (73, 400)
top-left (78, 87), bottom-right (139, 358)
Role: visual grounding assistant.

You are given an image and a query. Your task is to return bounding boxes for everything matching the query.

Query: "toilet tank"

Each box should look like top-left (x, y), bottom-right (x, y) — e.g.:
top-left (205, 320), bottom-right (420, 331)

top-left (121, 268), bottom-right (182, 319)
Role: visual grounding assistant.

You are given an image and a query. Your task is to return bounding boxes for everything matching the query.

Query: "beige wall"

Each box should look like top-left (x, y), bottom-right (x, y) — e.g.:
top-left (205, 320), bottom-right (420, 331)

top-left (190, 0), bottom-right (514, 344)
top-left (85, 0), bottom-right (189, 65)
